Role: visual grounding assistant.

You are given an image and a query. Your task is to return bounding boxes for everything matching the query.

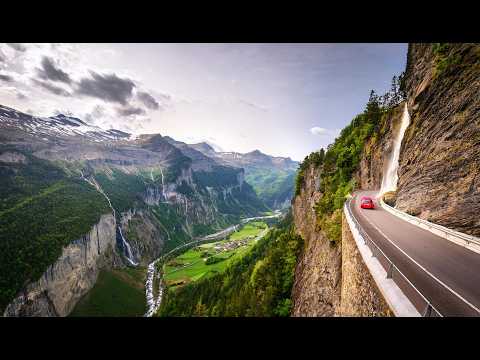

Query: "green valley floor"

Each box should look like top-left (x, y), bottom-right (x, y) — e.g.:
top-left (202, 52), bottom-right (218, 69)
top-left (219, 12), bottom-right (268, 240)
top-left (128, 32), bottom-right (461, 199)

top-left (70, 267), bottom-right (147, 317)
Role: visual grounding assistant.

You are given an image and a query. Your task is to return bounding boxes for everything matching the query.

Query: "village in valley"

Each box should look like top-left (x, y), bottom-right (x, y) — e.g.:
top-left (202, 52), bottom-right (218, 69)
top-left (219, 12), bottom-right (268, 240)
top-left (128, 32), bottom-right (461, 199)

top-left (162, 222), bottom-right (269, 288)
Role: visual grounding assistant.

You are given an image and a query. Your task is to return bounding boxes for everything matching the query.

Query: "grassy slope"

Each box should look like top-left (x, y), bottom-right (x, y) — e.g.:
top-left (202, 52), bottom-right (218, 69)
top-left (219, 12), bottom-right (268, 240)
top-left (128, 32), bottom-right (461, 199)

top-left (163, 222), bottom-right (267, 286)
top-left (70, 267), bottom-right (147, 317)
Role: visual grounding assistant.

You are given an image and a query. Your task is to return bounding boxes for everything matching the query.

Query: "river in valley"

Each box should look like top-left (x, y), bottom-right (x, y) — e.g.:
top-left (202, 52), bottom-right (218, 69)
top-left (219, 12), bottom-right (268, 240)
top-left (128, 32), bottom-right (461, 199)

top-left (143, 210), bottom-right (283, 317)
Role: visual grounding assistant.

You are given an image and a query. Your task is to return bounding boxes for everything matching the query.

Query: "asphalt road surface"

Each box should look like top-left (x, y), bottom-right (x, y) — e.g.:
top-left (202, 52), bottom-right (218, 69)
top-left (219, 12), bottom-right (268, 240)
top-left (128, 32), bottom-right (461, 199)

top-left (350, 190), bottom-right (480, 316)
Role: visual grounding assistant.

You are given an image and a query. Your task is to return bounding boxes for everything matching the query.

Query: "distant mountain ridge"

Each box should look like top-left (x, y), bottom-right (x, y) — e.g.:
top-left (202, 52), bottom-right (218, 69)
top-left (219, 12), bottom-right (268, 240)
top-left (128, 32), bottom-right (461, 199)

top-left (0, 103), bottom-right (271, 316)
top-left (0, 105), bottom-right (132, 142)
top-left (162, 137), bottom-right (299, 209)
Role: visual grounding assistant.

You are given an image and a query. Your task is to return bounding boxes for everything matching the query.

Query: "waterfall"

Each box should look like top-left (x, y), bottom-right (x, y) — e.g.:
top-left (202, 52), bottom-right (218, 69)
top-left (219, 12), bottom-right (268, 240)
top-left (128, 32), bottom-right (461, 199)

top-left (380, 103), bottom-right (411, 195)
top-left (118, 226), bottom-right (138, 266)
top-left (80, 170), bottom-right (138, 266)
top-left (159, 166), bottom-right (166, 200)
top-left (80, 170), bottom-right (116, 217)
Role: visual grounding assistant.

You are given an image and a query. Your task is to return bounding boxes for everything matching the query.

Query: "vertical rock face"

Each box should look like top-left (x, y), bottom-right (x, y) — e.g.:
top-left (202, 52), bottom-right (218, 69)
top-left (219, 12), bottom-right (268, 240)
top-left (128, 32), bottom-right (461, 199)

top-left (291, 165), bottom-right (342, 316)
top-left (120, 209), bottom-right (167, 266)
top-left (357, 105), bottom-right (404, 190)
top-left (292, 163), bottom-right (392, 317)
top-left (291, 43), bottom-right (480, 316)
top-left (3, 214), bottom-right (116, 317)
top-left (339, 216), bottom-right (393, 317)
top-left (398, 43), bottom-right (480, 236)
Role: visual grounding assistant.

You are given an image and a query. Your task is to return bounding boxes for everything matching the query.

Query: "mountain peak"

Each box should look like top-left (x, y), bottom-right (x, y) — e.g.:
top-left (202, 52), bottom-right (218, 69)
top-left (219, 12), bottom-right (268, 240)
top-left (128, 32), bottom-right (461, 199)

top-left (49, 114), bottom-right (87, 127)
top-left (192, 142), bottom-right (215, 153)
top-left (248, 149), bottom-right (265, 156)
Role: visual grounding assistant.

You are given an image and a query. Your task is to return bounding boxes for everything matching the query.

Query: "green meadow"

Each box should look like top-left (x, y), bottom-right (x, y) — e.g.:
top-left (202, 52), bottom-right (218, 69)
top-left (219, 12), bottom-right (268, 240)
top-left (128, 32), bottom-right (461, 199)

top-left (70, 267), bottom-right (147, 317)
top-left (163, 221), bottom-right (268, 287)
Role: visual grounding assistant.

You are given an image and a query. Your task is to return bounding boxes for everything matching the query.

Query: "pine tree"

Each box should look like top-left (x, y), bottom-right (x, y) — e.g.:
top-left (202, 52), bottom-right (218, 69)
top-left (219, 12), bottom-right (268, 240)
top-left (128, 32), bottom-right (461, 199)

top-left (368, 89), bottom-right (378, 104)
top-left (398, 72), bottom-right (406, 100)
top-left (389, 75), bottom-right (398, 107)
top-left (319, 148), bottom-right (325, 162)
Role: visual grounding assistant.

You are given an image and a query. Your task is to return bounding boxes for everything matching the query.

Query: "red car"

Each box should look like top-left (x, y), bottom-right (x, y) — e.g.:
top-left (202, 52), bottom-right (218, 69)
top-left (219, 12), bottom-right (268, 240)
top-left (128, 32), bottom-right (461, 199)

top-left (360, 196), bottom-right (375, 209)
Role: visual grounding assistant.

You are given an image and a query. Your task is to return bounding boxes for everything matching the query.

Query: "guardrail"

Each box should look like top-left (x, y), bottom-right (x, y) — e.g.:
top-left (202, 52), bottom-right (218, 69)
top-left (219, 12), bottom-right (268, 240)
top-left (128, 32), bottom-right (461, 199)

top-left (344, 198), bottom-right (441, 317)
top-left (379, 198), bottom-right (480, 255)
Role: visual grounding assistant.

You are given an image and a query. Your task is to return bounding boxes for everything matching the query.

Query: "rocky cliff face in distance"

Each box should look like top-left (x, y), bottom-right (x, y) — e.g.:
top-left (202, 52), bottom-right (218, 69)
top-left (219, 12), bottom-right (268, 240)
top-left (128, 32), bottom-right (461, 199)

top-left (397, 43), bottom-right (480, 236)
top-left (0, 104), bottom-right (275, 316)
top-left (4, 214), bottom-right (117, 317)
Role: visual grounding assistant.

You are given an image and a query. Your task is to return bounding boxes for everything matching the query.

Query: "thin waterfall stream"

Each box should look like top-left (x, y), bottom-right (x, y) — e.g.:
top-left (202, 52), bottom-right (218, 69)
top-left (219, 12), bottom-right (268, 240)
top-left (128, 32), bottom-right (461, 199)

top-left (380, 103), bottom-right (411, 196)
top-left (80, 170), bottom-right (138, 266)
top-left (159, 166), bottom-right (166, 200)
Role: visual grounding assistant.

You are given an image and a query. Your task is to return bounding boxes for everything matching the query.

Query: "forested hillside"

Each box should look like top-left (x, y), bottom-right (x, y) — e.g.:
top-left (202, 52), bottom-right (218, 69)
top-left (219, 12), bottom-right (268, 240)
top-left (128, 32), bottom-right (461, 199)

top-left (245, 168), bottom-right (296, 209)
top-left (0, 104), bottom-right (275, 315)
top-left (0, 147), bottom-right (110, 311)
top-left (158, 212), bottom-right (303, 316)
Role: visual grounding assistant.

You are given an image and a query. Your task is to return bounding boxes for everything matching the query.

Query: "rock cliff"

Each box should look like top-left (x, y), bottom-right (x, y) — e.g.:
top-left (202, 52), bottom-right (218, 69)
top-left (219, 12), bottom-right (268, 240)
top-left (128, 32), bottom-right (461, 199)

top-left (291, 165), bottom-right (341, 316)
top-left (3, 214), bottom-right (116, 317)
top-left (291, 163), bottom-right (391, 316)
top-left (291, 43), bottom-right (480, 317)
top-left (1, 105), bottom-right (270, 315)
top-left (397, 43), bottom-right (480, 236)
top-left (357, 105), bottom-right (404, 190)
top-left (339, 215), bottom-right (392, 316)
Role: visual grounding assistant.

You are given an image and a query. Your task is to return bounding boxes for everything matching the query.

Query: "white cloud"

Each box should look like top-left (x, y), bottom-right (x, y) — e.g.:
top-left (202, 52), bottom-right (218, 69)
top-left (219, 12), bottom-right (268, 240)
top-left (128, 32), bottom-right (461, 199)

top-left (310, 126), bottom-right (328, 135)
top-left (239, 99), bottom-right (268, 112)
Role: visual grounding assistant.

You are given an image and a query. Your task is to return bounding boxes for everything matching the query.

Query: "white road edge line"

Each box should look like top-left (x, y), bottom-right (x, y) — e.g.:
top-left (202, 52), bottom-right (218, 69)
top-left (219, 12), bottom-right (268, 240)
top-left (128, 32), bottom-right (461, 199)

top-left (356, 199), bottom-right (480, 314)
top-left (344, 201), bottom-right (420, 317)
top-left (379, 199), bottom-right (480, 255)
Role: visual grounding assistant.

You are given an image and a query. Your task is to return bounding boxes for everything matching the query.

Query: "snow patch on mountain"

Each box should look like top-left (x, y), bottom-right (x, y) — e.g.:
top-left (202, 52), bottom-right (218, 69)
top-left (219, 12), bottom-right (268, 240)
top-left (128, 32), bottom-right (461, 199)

top-left (0, 104), bottom-right (132, 142)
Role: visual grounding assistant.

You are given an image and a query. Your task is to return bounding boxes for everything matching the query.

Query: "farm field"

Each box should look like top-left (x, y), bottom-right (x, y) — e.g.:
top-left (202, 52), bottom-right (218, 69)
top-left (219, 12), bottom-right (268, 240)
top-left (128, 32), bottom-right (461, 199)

top-left (163, 221), bottom-right (268, 288)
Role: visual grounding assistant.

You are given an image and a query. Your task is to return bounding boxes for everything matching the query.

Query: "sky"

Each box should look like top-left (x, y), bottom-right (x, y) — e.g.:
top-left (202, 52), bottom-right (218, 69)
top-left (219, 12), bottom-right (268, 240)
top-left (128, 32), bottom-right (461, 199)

top-left (0, 43), bottom-right (407, 161)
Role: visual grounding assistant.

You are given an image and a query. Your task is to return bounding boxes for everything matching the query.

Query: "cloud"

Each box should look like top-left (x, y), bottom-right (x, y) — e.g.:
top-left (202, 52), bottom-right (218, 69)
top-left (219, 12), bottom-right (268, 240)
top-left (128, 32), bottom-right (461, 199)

top-left (6, 43), bottom-right (27, 52)
top-left (76, 71), bottom-right (135, 105)
top-left (32, 79), bottom-right (71, 97)
top-left (84, 104), bottom-right (106, 123)
top-left (37, 56), bottom-right (72, 84)
top-left (116, 105), bottom-right (146, 117)
top-left (310, 127), bottom-right (342, 139)
top-left (310, 126), bottom-right (328, 135)
top-left (0, 73), bottom-right (13, 82)
top-left (239, 99), bottom-right (268, 112)
top-left (136, 91), bottom-right (159, 110)
top-left (53, 109), bottom-right (75, 117)
top-left (0, 86), bottom-right (29, 101)
top-left (16, 91), bottom-right (28, 100)
top-left (157, 93), bottom-right (172, 102)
